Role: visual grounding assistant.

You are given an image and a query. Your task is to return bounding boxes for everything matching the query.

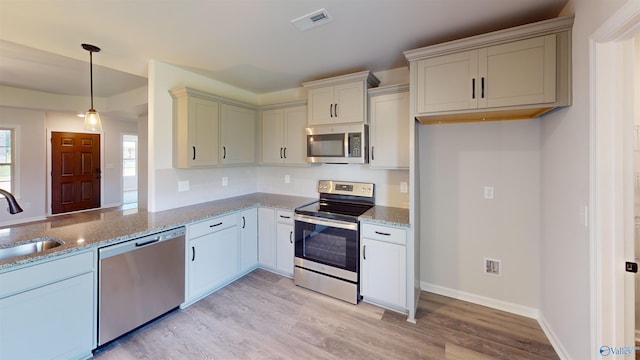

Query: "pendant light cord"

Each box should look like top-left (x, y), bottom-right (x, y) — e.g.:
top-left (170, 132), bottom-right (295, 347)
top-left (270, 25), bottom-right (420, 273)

top-left (89, 49), bottom-right (94, 110)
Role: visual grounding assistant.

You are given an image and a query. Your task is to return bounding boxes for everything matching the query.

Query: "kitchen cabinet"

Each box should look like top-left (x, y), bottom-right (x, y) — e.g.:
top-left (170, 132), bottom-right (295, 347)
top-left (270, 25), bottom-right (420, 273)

top-left (368, 85), bottom-right (410, 169)
top-left (220, 103), bottom-right (256, 165)
top-left (239, 207), bottom-right (258, 273)
top-left (404, 16), bottom-right (573, 124)
top-left (275, 210), bottom-right (295, 276)
top-left (303, 70), bottom-right (380, 125)
top-left (360, 222), bottom-right (406, 311)
top-left (258, 207), bottom-right (276, 270)
top-left (261, 105), bottom-right (308, 165)
top-left (185, 213), bottom-right (239, 304)
top-left (0, 251), bottom-right (96, 360)
top-left (258, 207), bottom-right (295, 277)
top-left (170, 87), bottom-right (220, 168)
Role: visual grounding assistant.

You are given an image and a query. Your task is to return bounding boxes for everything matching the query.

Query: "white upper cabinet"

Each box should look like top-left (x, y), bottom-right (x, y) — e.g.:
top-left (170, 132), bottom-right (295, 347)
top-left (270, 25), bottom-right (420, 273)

top-left (261, 105), bottom-right (308, 166)
top-left (170, 87), bottom-right (257, 168)
top-left (220, 103), bottom-right (256, 165)
top-left (405, 16), bottom-right (573, 124)
top-left (368, 85), bottom-right (410, 169)
top-left (170, 87), bottom-right (220, 168)
top-left (303, 70), bottom-right (380, 125)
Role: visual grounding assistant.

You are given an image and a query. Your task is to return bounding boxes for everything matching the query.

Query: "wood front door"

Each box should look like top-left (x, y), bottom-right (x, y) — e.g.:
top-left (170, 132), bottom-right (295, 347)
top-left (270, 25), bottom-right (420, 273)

top-left (51, 132), bottom-right (101, 214)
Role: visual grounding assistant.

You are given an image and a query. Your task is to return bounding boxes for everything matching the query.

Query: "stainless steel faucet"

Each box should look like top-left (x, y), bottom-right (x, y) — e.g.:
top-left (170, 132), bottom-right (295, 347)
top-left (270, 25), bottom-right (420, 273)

top-left (0, 189), bottom-right (23, 214)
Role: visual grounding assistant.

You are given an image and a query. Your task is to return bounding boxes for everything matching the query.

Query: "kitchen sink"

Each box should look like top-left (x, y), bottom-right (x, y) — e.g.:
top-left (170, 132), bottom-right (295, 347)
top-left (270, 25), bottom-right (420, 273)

top-left (0, 238), bottom-right (64, 261)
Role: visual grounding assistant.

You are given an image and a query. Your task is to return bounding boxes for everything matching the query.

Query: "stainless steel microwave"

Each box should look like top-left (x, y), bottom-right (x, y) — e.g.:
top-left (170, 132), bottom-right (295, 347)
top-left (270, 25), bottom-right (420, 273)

top-left (305, 124), bottom-right (369, 164)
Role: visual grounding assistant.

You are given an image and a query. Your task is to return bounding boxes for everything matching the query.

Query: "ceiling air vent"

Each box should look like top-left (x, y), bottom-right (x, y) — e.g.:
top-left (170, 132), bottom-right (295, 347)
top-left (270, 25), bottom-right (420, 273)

top-left (291, 8), bottom-right (333, 31)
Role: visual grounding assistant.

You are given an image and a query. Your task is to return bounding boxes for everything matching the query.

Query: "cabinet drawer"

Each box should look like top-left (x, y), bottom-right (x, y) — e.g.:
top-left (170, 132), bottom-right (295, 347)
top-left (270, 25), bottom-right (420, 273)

top-left (188, 213), bottom-right (238, 239)
top-left (0, 250), bottom-right (95, 299)
top-left (361, 223), bottom-right (406, 245)
top-left (276, 210), bottom-right (294, 225)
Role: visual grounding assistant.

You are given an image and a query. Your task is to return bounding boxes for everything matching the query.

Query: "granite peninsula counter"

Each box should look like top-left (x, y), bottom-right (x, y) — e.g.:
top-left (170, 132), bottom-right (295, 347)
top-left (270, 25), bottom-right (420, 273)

top-left (0, 192), bottom-right (410, 271)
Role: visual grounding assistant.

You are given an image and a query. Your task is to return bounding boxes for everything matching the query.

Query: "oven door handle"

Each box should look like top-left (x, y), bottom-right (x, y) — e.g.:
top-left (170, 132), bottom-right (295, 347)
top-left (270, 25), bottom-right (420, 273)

top-left (294, 214), bottom-right (358, 231)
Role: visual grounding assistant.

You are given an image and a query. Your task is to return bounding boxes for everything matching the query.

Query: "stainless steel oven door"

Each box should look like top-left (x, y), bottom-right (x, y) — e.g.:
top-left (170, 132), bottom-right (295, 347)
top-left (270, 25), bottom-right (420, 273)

top-left (294, 214), bottom-right (359, 273)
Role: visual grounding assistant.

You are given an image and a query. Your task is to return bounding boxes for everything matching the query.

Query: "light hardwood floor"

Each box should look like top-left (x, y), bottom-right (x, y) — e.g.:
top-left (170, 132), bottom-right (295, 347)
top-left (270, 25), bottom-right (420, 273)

top-left (93, 269), bottom-right (558, 359)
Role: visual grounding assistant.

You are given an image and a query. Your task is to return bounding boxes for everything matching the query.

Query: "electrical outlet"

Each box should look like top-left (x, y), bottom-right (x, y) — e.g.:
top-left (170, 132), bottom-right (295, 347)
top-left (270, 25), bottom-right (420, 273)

top-left (484, 258), bottom-right (501, 276)
top-left (285, 175), bottom-right (291, 184)
top-left (222, 177), bottom-right (228, 187)
top-left (178, 180), bottom-right (190, 192)
top-left (400, 182), bottom-right (408, 193)
top-left (483, 186), bottom-right (494, 200)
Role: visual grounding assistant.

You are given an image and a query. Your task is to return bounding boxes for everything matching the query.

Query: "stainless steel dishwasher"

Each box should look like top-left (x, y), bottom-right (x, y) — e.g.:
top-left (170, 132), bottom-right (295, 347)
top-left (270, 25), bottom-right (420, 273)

top-left (98, 227), bottom-right (185, 346)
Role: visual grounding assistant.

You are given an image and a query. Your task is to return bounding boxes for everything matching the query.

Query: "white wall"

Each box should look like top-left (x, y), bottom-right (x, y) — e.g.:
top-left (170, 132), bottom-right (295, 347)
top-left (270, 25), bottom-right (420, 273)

top-left (258, 165), bottom-right (409, 208)
top-left (0, 107), bottom-right (46, 226)
top-left (419, 120), bottom-right (541, 311)
top-left (540, 1), bottom-right (628, 359)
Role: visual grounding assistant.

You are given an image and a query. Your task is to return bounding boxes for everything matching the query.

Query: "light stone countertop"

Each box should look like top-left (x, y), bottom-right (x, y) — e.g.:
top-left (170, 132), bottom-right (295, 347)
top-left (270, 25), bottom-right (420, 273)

top-left (0, 192), bottom-right (410, 271)
top-left (359, 206), bottom-right (410, 228)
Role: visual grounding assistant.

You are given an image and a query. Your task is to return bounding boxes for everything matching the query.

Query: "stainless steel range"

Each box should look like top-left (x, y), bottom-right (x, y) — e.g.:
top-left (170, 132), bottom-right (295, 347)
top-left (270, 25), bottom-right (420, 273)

top-left (293, 180), bottom-right (374, 304)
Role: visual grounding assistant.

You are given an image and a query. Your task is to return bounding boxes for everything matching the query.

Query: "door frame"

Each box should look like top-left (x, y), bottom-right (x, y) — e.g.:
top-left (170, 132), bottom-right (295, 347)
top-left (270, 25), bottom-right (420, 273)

top-left (47, 127), bottom-right (104, 215)
top-left (590, 0), bottom-right (640, 356)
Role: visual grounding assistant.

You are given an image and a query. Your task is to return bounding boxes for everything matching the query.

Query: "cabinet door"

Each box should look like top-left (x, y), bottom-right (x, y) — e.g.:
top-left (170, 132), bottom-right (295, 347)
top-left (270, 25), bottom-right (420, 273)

top-left (334, 81), bottom-right (365, 123)
top-left (307, 86), bottom-right (334, 125)
top-left (220, 103), bottom-right (256, 165)
top-left (276, 222), bottom-right (294, 276)
top-left (480, 34), bottom-right (556, 108)
top-left (283, 106), bottom-right (308, 165)
top-left (261, 109), bottom-right (285, 165)
top-left (0, 272), bottom-right (94, 360)
top-left (361, 237), bottom-right (406, 308)
top-left (240, 208), bottom-right (258, 272)
top-left (416, 50), bottom-right (478, 114)
top-left (258, 207), bottom-right (276, 269)
top-left (188, 226), bottom-right (239, 300)
top-left (188, 97), bottom-right (219, 167)
top-left (369, 91), bottom-right (409, 169)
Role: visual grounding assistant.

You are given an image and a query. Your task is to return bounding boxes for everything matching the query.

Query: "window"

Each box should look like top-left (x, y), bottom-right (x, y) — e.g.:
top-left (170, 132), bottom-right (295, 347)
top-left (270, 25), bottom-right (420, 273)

top-left (123, 135), bottom-right (137, 177)
top-left (0, 129), bottom-right (14, 193)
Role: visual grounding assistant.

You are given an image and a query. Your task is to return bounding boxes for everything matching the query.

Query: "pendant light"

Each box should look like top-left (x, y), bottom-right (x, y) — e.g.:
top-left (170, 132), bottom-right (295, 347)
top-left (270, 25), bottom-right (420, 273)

top-left (82, 43), bottom-right (102, 131)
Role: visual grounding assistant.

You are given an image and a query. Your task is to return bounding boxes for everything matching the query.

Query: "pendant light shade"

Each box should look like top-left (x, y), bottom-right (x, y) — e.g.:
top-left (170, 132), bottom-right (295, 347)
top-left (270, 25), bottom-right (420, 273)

top-left (82, 43), bottom-right (102, 131)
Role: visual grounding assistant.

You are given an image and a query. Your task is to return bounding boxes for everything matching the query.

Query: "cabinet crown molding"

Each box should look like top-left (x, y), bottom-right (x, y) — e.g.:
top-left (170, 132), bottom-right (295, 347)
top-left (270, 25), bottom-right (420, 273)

top-left (302, 70), bottom-right (380, 89)
top-left (404, 15), bottom-right (574, 61)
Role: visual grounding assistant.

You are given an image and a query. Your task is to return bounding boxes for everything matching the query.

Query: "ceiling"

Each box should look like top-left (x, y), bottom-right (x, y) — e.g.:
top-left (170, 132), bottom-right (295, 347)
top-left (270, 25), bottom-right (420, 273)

top-left (0, 0), bottom-right (568, 98)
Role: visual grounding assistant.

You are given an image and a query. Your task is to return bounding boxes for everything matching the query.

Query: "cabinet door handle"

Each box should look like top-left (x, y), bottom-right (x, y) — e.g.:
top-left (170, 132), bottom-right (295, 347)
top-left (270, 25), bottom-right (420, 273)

top-left (472, 78), bottom-right (476, 99)
top-left (223, 146), bottom-right (227, 159)
top-left (375, 231), bottom-right (391, 236)
top-left (193, 146), bottom-right (196, 160)
top-left (334, 103), bottom-right (338, 117)
top-left (209, 222), bottom-right (223, 228)
top-left (330, 104), bottom-right (334, 118)
top-left (481, 77), bottom-right (485, 98)
top-left (242, 216), bottom-right (246, 229)
top-left (192, 246), bottom-right (196, 261)
top-left (283, 147), bottom-right (287, 159)
top-left (371, 146), bottom-right (375, 161)
top-left (363, 245), bottom-right (366, 260)
top-left (289, 231), bottom-right (293, 244)
top-left (280, 147), bottom-right (283, 159)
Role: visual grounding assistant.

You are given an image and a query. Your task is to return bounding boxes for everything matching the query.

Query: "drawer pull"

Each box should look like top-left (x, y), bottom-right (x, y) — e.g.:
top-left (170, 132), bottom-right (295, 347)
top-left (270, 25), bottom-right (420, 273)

top-left (279, 215), bottom-right (291, 219)
top-left (191, 246), bottom-right (196, 261)
top-left (363, 245), bottom-right (366, 260)
top-left (289, 231), bottom-right (293, 244)
top-left (209, 222), bottom-right (223, 228)
top-left (374, 231), bottom-right (391, 236)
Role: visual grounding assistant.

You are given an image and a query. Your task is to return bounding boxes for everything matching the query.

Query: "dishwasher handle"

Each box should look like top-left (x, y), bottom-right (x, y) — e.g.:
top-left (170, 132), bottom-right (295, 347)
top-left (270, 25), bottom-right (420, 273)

top-left (99, 227), bottom-right (186, 259)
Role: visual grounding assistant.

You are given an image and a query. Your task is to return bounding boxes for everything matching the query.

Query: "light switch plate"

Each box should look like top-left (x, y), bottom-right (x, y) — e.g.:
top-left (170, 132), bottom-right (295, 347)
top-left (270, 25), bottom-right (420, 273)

top-left (483, 186), bottom-right (494, 200)
top-left (285, 175), bottom-right (291, 184)
top-left (400, 182), bottom-right (408, 193)
top-left (222, 177), bottom-right (228, 187)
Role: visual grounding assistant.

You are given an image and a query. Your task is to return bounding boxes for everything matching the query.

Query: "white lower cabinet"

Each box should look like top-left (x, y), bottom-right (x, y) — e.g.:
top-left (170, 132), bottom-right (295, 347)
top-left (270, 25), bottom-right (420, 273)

top-left (360, 222), bottom-right (407, 310)
top-left (240, 208), bottom-right (258, 273)
top-left (186, 213), bottom-right (239, 304)
top-left (0, 251), bottom-right (96, 360)
top-left (275, 210), bottom-right (294, 276)
top-left (258, 207), bottom-right (295, 277)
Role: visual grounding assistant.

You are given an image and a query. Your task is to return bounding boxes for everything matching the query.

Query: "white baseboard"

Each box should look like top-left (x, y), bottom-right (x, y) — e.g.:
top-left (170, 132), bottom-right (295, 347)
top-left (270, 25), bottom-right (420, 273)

top-left (538, 313), bottom-right (570, 360)
top-left (420, 281), bottom-right (539, 319)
